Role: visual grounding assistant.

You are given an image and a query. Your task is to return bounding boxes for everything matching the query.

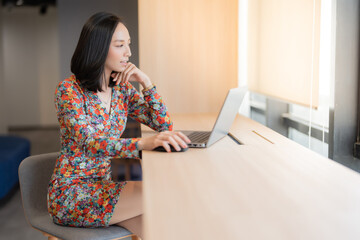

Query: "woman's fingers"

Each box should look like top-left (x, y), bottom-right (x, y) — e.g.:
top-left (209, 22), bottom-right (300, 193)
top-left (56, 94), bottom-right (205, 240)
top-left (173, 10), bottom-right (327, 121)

top-left (168, 136), bottom-right (182, 151)
top-left (112, 63), bottom-right (133, 85)
top-left (123, 66), bottom-right (136, 83)
top-left (112, 62), bottom-right (152, 87)
top-left (111, 72), bottom-right (120, 85)
top-left (176, 132), bottom-right (191, 144)
top-left (157, 131), bottom-right (189, 151)
top-left (138, 131), bottom-right (190, 152)
top-left (161, 141), bottom-right (171, 153)
top-left (172, 134), bottom-right (188, 148)
top-left (121, 63), bottom-right (136, 84)
top-left (153, 138), bottom-right (172, 152)
top-left (115, 72), bottom-right (121, 85)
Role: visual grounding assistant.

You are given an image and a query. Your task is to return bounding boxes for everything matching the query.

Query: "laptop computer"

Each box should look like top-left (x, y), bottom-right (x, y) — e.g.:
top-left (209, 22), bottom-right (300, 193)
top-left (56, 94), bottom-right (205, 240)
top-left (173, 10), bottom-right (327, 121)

top-left (183, 87), bottom-right (247, 148)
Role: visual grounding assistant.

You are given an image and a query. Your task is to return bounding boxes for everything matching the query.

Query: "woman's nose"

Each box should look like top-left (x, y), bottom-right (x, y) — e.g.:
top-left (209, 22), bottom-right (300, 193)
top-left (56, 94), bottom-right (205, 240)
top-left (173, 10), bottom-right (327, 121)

top-left (125, 46), bottom-right (132, 57)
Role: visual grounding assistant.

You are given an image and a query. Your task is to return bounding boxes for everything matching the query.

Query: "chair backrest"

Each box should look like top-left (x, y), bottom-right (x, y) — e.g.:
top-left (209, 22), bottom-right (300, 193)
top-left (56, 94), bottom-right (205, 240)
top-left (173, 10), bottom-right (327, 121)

top-left (18, 152), bottom-right (59, 225)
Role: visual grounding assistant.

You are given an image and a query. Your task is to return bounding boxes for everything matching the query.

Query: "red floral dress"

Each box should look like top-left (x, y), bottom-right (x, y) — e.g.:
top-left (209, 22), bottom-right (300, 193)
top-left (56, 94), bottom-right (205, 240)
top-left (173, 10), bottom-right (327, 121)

top-left (47, 75), bottom-right (173, 227)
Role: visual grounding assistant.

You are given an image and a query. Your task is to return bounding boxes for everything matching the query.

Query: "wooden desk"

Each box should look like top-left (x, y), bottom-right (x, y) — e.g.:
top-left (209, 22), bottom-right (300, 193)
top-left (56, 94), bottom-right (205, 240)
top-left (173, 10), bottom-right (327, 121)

top-left (142, 114), bottom-right (360, 240)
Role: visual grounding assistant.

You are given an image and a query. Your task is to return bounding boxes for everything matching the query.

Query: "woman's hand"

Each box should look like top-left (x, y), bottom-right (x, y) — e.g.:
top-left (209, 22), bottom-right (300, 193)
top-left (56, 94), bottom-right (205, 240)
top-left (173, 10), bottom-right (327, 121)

top-left (111, 62), bottom-right (152, 89)
top-left (138, 131), bottom-right (191, 153)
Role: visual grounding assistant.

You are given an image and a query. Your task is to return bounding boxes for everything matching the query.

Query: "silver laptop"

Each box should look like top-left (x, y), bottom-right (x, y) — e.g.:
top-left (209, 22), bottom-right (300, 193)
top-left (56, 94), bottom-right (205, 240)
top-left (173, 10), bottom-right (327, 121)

top-left (183, 87), bottom-right (247, 148)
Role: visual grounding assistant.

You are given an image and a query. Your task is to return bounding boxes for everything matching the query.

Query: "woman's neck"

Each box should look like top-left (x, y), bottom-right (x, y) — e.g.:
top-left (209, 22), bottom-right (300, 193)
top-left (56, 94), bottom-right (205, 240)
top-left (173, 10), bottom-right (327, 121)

top-left (101, 70), bottom-right (111, 92)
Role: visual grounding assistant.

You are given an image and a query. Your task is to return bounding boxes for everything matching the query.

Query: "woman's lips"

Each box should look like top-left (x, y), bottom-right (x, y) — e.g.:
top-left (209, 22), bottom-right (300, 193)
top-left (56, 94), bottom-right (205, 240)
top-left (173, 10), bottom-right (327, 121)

top-left (120, 61), bottom-right (128, 66)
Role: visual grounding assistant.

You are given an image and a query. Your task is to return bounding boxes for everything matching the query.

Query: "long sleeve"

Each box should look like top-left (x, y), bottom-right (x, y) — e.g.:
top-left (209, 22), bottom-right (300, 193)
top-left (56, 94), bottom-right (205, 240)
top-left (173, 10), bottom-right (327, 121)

top-left (125, 82), bottom-right (173, 132)
top-left (55, 80), bottom-right (140, 159)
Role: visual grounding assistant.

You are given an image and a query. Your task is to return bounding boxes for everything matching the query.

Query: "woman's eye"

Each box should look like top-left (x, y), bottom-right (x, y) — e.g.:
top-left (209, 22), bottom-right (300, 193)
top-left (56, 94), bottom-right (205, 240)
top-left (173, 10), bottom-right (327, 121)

top-left (116, 45), bottom-right (123, 48)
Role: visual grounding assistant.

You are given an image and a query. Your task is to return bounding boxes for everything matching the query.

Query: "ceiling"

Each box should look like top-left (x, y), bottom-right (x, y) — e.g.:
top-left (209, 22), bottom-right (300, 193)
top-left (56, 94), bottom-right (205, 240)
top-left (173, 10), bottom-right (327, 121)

top-left (2, 0), bottom-right (56, 7)
top-left (2, 0), bottom-right (56, 14)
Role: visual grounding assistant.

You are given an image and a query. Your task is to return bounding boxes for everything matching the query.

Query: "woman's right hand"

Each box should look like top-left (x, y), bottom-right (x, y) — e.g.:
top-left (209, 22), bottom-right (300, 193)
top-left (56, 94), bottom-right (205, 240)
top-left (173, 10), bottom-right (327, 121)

top-left (138, 131), bottom-right (191, 153)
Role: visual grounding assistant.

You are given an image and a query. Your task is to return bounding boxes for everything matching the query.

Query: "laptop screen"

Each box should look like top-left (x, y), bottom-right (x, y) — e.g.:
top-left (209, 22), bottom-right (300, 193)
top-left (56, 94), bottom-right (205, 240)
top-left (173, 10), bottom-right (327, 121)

top-left (207, 87), bottom-right (247, 147)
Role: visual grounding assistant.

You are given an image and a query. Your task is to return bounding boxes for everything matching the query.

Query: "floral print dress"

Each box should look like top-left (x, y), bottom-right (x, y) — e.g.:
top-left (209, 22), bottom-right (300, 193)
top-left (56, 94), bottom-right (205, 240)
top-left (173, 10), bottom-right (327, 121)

top-left (47, 75), bottom-right (173, 227)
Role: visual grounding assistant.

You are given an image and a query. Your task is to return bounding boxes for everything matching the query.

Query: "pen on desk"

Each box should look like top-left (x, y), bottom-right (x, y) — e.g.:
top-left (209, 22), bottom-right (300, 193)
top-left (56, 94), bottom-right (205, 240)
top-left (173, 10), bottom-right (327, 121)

top-left (252, 130), bottom-right (274, 144)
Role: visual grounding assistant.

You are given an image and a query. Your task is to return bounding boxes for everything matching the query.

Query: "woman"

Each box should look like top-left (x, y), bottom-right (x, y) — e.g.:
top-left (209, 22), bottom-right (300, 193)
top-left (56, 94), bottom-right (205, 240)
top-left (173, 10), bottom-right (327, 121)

top-left (47, 12), bottom-right (190, 239)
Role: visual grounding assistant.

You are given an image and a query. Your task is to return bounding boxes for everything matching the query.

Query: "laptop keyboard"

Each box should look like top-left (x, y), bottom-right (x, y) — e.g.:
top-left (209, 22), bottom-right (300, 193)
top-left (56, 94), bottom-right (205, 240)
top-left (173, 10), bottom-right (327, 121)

top-left (187, 131), bottom-right (211, 143)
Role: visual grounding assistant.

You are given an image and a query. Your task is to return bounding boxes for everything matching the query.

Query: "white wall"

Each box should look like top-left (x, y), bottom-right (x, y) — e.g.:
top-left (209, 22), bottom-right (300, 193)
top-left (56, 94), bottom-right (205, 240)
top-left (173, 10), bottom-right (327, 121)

top-left (2, 6), bottom-right (59, 126)
top-left (0, 3), bottom-right (8, 133)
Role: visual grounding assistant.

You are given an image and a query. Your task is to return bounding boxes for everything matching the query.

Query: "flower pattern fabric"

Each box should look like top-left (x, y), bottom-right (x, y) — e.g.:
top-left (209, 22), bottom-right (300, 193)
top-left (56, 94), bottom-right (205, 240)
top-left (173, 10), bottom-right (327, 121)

top-left (47, 75), bottom-right (172, 227)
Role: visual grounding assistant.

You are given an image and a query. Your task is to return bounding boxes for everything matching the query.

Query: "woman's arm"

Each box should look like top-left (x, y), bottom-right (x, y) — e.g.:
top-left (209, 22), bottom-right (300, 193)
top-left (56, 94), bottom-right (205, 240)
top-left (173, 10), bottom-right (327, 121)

top-left (112, 63), bottom-right (173, 132)
top-left (112, 63), bottom-right (190, 152)
top-left (56, 80), bottom-right (140, 159)
top-left (125, 82), bottom-right (173, 132)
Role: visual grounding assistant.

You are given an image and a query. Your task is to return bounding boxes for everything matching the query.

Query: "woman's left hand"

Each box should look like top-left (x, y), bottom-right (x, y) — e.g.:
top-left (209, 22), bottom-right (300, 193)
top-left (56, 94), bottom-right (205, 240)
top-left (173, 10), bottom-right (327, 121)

top-left (111, 62), bottom-right (152, 89)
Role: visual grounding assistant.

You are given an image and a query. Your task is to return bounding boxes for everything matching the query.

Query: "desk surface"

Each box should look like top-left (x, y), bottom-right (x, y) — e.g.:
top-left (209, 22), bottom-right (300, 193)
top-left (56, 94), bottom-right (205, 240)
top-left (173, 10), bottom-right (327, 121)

top-left (142, 114), bottom-right (360, 240)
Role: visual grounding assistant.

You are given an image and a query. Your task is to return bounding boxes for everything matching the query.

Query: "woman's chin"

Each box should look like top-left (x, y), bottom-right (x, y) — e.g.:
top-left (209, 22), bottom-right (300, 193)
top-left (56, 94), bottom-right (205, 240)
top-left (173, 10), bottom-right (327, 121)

top-left (118, 66), bottom-right (127, 72)
top-left (111, 67), bottom-right (125, 73)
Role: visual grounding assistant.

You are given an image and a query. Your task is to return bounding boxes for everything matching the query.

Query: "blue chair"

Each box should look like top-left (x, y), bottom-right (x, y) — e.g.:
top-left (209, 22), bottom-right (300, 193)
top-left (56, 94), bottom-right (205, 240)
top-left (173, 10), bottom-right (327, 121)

top-left (19, 152), bottom-right (139, 240)
top-left (0, 135), bottom-right (30, 200)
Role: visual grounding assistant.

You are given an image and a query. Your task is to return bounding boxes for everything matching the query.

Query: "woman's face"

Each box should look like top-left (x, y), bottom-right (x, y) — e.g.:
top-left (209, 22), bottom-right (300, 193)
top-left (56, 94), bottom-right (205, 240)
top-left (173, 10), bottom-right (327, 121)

top-left (105, 23), bottom-right (131, 76)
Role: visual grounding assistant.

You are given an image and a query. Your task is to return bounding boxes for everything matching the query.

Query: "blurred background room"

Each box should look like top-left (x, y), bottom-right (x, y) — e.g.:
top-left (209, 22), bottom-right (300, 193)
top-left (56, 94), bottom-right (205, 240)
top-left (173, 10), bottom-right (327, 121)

top-left (0, 0), bottom-right (359, 239)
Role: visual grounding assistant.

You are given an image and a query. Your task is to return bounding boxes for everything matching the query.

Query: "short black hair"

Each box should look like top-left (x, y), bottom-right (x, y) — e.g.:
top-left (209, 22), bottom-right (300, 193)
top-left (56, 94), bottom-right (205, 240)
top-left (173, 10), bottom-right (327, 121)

top-left (71, 12), bottom-right (123, 92)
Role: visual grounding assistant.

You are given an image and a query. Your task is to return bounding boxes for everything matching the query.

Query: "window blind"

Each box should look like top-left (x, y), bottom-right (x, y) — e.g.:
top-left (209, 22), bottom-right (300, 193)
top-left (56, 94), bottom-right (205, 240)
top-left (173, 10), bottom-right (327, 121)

top-left (247, 0), bottom-right (321, 108)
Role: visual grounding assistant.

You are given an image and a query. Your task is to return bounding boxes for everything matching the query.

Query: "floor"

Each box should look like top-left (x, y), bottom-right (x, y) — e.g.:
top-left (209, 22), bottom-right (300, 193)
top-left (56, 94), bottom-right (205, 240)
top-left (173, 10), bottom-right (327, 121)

top-left (0, 190), bottom-right (45, 240)
top-left (0, 128), bottom-right (60, 239)
top-left (0, 127), bottom-right (135, 240)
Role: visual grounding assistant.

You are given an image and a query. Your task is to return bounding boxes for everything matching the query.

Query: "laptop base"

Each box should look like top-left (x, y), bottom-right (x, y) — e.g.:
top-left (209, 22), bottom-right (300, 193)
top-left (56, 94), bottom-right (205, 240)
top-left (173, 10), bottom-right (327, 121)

top-left (183, 131), bottom-right (210, 148)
